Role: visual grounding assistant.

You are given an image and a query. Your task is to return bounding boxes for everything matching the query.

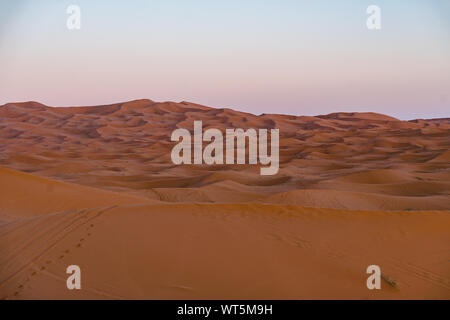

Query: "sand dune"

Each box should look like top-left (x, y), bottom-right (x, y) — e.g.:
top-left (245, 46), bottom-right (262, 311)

top-left (264, 189), bottom-right (450, 210)
top-left (0, 100), bottom-right (449, 299)
top-left (0, 167), bottom-right (156, 222)
top-left (1, 100), bottom-right (448, 211)
top-left (0, 100), bottom-right (448, 211)
top-left (1, 193), bottom-right (449, 299)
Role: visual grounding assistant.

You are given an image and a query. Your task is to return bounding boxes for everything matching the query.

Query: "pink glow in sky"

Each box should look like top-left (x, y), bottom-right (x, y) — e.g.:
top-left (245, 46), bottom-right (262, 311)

top-left (0, 0), bottom-right (449, 119)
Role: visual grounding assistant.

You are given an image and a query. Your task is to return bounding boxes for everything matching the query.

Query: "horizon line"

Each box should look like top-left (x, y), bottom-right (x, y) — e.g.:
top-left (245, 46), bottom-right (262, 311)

top-left (1, 99), bottom-right (449, 122)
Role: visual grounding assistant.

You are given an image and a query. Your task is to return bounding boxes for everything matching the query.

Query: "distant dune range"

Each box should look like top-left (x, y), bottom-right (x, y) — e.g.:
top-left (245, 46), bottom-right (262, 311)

top-left (0, 100), bottom-right (449, 299)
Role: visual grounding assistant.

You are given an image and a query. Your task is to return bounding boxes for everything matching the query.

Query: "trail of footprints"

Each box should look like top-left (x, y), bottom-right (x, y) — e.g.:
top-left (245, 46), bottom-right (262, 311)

top-left (8, 221), bottom-right (97, 299)
top-left (4, 205), bottom-right (117, 299)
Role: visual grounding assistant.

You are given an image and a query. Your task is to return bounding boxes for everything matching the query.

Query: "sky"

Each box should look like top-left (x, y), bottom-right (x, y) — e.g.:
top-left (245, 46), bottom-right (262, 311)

top-left (0, 0), bottom-right (449, 119)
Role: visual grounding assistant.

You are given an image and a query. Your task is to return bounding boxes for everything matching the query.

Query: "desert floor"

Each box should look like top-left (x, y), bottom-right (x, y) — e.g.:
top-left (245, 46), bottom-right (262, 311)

top-left (0, 100), bottom-right (449, 299)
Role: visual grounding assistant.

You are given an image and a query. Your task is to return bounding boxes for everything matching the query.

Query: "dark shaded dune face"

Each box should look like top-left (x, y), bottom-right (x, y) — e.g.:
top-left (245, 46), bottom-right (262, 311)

top-left (0, 100), bottom-right (449, 210)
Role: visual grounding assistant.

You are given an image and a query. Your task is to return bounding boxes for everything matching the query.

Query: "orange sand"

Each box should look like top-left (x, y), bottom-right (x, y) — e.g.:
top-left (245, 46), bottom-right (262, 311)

top-left (0, 100), bottom-right (449, 299)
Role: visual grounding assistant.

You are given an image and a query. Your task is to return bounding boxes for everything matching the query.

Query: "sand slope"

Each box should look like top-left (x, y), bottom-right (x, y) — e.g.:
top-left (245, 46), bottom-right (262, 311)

top-left (0, 167), bottom-right (156, 222)
top-left (1, 199), bottom-right (449, 299)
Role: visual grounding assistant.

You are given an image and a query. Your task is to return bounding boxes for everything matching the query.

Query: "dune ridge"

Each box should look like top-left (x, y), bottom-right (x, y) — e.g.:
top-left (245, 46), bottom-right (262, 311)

top-left (0, 100), bottom-right (449, 211)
